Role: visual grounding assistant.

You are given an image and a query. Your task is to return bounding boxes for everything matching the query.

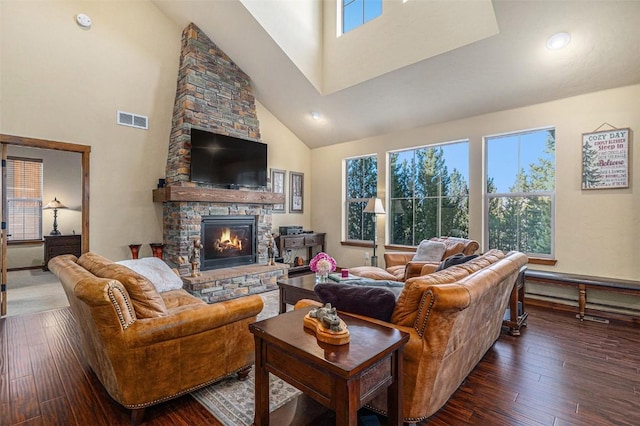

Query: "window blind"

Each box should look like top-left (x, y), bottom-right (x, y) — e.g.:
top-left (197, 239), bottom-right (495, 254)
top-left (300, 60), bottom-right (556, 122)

top-left (7, 157), bottom-right (43, 241)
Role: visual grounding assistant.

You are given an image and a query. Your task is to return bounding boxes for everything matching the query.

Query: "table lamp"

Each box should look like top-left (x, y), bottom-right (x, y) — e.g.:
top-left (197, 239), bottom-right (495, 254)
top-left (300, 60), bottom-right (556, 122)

top-left (43, 197), bottom-right (68, 235)
top-left (363, 197), bottom-right (385, 267)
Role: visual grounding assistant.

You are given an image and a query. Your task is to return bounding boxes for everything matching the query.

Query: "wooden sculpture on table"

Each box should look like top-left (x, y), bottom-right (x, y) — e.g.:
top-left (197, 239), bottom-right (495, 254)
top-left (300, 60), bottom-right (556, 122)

top-left (303, 303), bottom-right (350, 345)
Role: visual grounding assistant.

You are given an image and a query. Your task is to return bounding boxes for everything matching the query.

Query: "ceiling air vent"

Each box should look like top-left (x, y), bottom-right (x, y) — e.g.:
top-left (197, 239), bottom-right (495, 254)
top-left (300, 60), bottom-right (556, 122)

top-left (117, 110), bottom-right (148, 130)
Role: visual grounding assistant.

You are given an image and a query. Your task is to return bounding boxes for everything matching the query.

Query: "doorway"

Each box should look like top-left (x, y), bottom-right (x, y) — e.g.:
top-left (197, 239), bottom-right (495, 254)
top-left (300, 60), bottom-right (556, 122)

top-left (0, 134), bottom-right (90, 316)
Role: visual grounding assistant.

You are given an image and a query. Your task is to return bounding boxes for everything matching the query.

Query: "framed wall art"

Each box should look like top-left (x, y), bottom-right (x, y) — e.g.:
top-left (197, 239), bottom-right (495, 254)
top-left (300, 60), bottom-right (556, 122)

top-left (270, 168), bottom-right (286, 213)
top-left (582, 127), bottom-right (630, 189)
top-left (289, 171), bottom-right (304, 213)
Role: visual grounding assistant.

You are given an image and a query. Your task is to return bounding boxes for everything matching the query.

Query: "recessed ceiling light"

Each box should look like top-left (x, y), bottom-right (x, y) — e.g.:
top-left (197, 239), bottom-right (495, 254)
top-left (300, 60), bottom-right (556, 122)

top-left (546, 32), bottom-right (571, 50)
top-left (310, 111), bottom-right (321, 120)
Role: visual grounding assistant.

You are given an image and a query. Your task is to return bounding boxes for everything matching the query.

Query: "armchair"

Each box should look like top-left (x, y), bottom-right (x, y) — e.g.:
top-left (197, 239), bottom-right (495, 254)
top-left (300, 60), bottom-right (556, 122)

top-left (48, 252), bottom-right (263, 425)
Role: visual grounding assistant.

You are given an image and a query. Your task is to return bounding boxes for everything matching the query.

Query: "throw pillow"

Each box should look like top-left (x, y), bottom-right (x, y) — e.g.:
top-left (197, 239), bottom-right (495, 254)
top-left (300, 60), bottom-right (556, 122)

top-left (116, 257), bottom-right (184, 293)
top-left (412, 240), bottom-right (447, 262)
top-left (313, 283), bottom-right (397, 322)
top-left (436, 253), bottom-right (479, 272)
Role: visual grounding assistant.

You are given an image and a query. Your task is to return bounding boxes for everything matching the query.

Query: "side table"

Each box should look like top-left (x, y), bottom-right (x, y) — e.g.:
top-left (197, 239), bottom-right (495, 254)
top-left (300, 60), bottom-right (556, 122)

top-left (276, 274), bottom-right (321, 313)
top-left (43, 234), bottom-right (82, 271)
top-left (503, 265), bottom-right (528, 336)
top-left (249, 307), bottom-right (409, 425)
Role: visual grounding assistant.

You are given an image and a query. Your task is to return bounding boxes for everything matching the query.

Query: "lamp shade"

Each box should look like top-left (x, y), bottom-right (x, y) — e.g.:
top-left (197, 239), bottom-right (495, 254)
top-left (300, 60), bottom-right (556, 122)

top-left (43, 197), bottom-right (67, 210)
top-left (364, 198), bottom-right (385, 215)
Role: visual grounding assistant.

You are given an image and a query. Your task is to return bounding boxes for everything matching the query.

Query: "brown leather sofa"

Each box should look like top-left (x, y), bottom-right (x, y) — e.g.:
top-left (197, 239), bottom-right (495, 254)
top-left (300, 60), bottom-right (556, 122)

top-left (297, 249), bottom-right (528, 423)
top-left (351, 236), bottom-right (480, 281)
top-left (48, 252), bottom-right (263, 425)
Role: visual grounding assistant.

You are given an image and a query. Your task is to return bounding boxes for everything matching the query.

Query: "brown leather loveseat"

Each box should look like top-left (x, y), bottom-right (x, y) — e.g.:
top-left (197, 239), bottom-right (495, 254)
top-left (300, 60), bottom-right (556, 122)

top-left (48, 252), bottom-right (263, 424)
top-left (297, 249), bottom-right (527, 423)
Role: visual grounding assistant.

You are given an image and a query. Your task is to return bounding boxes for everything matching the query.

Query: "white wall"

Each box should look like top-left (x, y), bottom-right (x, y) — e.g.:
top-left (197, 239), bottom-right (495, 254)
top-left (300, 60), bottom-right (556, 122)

top-left (311, 84), bottom-right (640, 289)
top-left (256, 101), bottom-right (312, 232)
top-left (1, 1), bottom-right (314, 263)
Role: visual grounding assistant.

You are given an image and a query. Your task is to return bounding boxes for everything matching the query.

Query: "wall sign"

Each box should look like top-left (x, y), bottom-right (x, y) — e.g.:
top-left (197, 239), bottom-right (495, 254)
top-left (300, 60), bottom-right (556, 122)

top-left (581, 127), bottom-right (630, 189)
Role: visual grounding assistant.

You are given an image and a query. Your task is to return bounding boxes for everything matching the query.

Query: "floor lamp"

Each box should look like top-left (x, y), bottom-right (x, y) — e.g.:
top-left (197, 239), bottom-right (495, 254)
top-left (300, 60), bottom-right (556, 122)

top-left (364, 197), bottom-right (385, 267)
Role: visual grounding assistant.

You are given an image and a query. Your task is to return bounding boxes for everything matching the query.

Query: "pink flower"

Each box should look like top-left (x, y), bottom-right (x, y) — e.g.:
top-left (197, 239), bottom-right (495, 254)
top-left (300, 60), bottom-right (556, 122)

top-left (309, 252), bottom-right (336, 273)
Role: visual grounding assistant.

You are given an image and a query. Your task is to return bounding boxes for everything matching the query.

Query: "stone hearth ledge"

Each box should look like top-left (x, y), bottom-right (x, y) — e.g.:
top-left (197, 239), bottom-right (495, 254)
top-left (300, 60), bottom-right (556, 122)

top-left (181, 263), bottom-right (289, 304)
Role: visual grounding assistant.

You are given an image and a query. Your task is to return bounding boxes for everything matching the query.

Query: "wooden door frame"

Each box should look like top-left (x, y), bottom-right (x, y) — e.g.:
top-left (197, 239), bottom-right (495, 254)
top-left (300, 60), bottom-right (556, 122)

top-left (0, 133), bottom-right (91, 254)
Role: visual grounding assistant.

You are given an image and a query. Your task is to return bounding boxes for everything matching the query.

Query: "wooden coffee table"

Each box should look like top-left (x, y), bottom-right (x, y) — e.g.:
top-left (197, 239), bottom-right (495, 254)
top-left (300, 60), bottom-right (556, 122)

top-left (277, 274), bottom-right (321, 313)
top-left (249, 307), bottom-right (409, 426)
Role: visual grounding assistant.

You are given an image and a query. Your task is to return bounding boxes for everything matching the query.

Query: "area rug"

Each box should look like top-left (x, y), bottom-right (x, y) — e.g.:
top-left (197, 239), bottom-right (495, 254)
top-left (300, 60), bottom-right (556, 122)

top-left (191, 289), bottom-right (301, 425)
top-left (192, 370), bottom-right (301, 425)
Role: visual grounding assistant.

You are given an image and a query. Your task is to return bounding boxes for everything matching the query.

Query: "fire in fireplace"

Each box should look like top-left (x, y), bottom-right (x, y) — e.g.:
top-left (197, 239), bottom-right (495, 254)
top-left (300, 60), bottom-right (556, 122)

top-left (200, 215), bottom-right (257, 270)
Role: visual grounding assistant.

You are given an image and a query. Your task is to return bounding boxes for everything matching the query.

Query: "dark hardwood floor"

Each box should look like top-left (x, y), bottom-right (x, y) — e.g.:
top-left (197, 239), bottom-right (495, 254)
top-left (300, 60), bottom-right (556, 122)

top-left (1, 305), bottom-right (639, 425)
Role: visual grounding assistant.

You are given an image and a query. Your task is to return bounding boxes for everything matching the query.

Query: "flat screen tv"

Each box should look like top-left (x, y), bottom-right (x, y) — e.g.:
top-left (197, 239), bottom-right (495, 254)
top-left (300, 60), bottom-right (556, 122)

top-left (190, 128), bottom-right (267, 188)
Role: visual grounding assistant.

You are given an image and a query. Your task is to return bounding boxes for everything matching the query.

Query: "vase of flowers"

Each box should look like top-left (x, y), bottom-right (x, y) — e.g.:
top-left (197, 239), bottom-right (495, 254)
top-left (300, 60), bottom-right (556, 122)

top-left (309, 252), bottom-right (336, 283)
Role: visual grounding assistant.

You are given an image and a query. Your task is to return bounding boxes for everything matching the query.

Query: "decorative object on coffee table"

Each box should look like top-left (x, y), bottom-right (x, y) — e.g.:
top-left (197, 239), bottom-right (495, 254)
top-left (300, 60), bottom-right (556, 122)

top-left (309, 252), bottom-right (336, 283)
top-left (303, 303), bottom-right (350, 345)
top-left (43, 197), bottom-right (68, 236)
top-left (128, 244), bottom-right (142, 259)
top-left (363, 197), bottom-right (385, 267)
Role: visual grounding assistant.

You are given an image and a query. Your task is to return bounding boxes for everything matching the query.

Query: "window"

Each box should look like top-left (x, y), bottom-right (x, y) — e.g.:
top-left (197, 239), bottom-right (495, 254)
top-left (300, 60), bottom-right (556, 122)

top-left (485, 128), bottom-right (555, 257)
top-left (342, 0), bottom-right (382, 34)
top-left (345, 155), bottom-right (377, 241)
top-left (389, 141), bottom-right (469, 246)
top-left (7, 157), bottom-right (43, 241)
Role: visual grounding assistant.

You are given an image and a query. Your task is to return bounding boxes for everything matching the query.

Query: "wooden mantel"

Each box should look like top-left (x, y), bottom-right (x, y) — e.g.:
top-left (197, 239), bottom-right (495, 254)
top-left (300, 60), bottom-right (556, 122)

top-left (152, 185), bottom-right (284, 205)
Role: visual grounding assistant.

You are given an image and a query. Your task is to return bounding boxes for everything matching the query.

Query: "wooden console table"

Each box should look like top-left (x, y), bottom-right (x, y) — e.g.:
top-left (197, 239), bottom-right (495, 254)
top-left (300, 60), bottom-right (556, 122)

top-left (249, 307), bottom-right (408, 425)
top-left (276, 232), bottom-right (325, 275)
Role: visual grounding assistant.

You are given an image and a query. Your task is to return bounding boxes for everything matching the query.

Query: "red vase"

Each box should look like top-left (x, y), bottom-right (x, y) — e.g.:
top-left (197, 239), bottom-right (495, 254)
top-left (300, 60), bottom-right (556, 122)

top-left (128, 244), bottom-right (142, 259)
top-left (150, 243), bottom-right (164, 259)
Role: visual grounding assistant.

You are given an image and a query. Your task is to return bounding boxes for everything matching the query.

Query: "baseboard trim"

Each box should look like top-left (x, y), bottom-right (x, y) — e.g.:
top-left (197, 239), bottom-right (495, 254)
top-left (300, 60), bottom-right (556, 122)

top-left (7, 265), bottom-right (44, 272)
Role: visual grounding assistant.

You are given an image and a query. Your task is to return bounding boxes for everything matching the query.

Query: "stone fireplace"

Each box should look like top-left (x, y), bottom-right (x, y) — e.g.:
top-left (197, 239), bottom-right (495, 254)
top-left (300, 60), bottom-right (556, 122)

top-left (154, 23), bottom-right (286, 302)
top-left (200, 215), bottom-right (256, 270)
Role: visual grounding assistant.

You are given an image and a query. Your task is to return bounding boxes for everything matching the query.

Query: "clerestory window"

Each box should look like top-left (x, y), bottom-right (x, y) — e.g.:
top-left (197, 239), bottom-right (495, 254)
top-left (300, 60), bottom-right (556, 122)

top-left (342, 0), bottom-right (382, 34)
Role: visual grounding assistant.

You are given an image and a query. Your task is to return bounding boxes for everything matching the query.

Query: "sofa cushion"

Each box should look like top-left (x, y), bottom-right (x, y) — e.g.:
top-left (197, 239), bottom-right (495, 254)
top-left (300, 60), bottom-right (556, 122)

top-left (436, 253), bottom-right (479, 271)
top-left (78, 252), bottom-right (167, 318)
top-left (412, 240), bottom-right (447, 262)
top-left (314, 283), bottom-right (397, 322)
top-left (116, 257), bottom-right (183, 293)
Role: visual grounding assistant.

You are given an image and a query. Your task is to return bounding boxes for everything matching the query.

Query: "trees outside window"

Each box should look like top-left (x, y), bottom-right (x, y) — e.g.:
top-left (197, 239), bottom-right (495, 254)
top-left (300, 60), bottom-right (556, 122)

top-left (7, 157), bottom-right (43, 241)
top-left (345, 155), bottom-right (377, 242)
top-left (389, 141), bottom-right (469, 246)
top-left (485, 128), bottom-right (555, 257)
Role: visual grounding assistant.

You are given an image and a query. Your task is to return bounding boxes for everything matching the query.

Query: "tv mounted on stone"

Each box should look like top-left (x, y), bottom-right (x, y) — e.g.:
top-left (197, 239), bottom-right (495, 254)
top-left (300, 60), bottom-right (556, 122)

top-left (190, 128), bottom-right (267, 188)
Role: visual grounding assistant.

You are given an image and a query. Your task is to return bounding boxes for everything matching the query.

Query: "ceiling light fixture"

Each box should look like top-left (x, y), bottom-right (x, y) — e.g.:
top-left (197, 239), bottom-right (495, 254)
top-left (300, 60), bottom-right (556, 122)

top-left (546, 32), bottom-right (571, 50)
top-left (310, 111), bottom-right (321, 120)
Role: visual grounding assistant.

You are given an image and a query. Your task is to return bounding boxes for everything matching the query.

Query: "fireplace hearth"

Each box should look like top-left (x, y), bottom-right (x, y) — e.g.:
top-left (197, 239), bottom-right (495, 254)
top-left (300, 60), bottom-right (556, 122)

top-left (201, 215), bottom-right (257, 270)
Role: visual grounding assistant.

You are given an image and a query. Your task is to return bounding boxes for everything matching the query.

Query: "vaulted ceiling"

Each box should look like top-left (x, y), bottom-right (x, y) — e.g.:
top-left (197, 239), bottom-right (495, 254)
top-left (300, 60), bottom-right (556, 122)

top-left (153, 0), bottom-right (640, 148)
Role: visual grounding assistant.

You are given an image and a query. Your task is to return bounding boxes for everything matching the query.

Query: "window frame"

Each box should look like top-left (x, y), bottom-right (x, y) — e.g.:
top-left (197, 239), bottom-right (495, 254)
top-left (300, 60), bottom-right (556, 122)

top-left (483, 127), bottom-right (556, 258)
top-left (343, 154), bottom-right (378, 243)
top-left (387, 139), bottom-right (470, 247)
top-left (6, 156), bottom-right (44, 243)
